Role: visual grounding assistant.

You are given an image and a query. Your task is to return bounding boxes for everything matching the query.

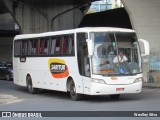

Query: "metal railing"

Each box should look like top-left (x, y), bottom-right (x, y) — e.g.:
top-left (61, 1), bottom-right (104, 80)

top-left (147, 48), bottom-right (160, 84)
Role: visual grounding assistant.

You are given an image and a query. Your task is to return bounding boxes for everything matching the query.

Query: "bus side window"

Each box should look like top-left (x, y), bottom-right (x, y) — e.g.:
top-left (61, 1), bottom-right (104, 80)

top-left (44, 39), bottom-right (49, 54)
top-left (20, 41), bottom-right (28, 56)
top-left (28, 40), bottom-right (31, 55)
top-left (14, 41), bottom-right (21, 57)
top-left (39, 38), bottom-right (48, 55)
top-left (50, 38), bottom-right (56, 55)
top-left (68, 36), bottom-right (74, 54)
top-left (35, 39), bottom-right (39, 55)
top-left (39, 39), bottom-right (45, 55)
top-left (55, 37), bottom-right (61, 54)
top-left (60, 36), bottom-right (64, 54)
top-left (61, 35), bottom-right (75, 55)
top-left (20, 41), bottom-right (24, 55)
top-left (24, 41), bottom-right (28, 55)
top-left (28, 39), bottom-right (35, 56)
top-left (30, 39), bottom-right (39, 56)
top-left (31, 40), bottom-right (35, 55)
top-left (62, 36), bottom-right (68, 54)
top-left (63, 36), bottom-right (71, 55)
top-left (72, 38), bottom-right (75, 54)
top-left (48, 34), bottom-right (74, 56)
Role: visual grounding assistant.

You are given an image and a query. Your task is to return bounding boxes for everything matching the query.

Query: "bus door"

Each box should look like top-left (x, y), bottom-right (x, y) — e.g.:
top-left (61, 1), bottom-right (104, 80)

top-left (82, 45), bottom-right (91, 94)
top-left (77, 32), bottom-right (91, 94)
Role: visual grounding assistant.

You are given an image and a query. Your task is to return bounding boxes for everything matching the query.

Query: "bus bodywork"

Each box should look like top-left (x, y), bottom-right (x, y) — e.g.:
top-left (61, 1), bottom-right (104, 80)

top-left (13, 27), bottom-right (149, 100)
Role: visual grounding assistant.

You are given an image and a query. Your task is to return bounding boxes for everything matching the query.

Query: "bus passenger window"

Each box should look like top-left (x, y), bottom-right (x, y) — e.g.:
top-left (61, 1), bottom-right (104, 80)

top-left (39, 39), bottom-right (49, 55)
top-left (30, 39), bottom-right (39, 56)
top-left (39, 39), bottom-right (45, 55)
top-left (35, 40), bottom-right (39, 55)
top-left (71, 38), bottom-right (74, 54)
top-left (49, 35), bottom-right (74, 56)
top-left (55, 38), bottom-right (61, 54)
top-left (30, 40), bottom-right (35, 55)
top-left (50, 38), bottom-right (56, 55)
top-left (20, 41), bottom-right (28, 56)
top-left (62, 37), bottom-right (68, 54)
top-left (14, 41), bottom-right (21, 56)
top-left (28, 40), bottom-right (31, 55)
top-left (62, 36), bottom-right (71, 55)
top-left (44, 39), bottom-right (49, 54)
top-left (68, 36), bottom-right (74, 54)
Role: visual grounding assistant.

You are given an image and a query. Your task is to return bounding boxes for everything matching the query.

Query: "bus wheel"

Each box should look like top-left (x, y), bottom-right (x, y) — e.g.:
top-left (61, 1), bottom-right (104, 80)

top-left (110, 94), bottom-right (120, 100)
top-left (27, 76), bottom-right (38, 94)
top-left (69, 80), bottom-right (81, 101)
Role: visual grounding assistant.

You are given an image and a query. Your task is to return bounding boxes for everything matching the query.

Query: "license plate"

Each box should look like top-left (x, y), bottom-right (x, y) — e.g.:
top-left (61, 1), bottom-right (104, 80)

top-left (116, 88), bottom-right (125, 91)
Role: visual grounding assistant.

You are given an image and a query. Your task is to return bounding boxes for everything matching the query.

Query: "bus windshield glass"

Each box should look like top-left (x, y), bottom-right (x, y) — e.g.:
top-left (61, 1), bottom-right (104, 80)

top-left (91, 32), bottom-right (142, 76)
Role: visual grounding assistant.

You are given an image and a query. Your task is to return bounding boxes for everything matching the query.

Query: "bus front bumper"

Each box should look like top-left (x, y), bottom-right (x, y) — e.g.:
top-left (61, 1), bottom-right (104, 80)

top-left (88, 81), bottom-right (142, 95)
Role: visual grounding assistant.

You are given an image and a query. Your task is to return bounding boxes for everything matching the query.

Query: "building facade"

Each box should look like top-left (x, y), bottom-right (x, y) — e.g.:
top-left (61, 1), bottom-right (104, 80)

top-left (89, 0), bottom-right (123, 12)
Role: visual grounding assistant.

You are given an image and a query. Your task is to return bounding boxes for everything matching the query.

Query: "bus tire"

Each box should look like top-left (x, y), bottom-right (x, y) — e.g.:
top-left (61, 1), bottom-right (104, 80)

top-left (69, 80), bottom-right (82, 101)
top-left (26, 76), bottom-right (38, 94)
top-left (110, 94), bottom-right (120, 100)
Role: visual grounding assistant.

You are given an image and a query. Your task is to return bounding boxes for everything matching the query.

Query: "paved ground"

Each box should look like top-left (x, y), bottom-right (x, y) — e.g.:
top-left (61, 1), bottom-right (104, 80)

top-left (0, 80), bottom-right (160, 120)
top-left (143, 82), bottom-right (160, 88)
top-left (0, 94), bottom-right (19, 104)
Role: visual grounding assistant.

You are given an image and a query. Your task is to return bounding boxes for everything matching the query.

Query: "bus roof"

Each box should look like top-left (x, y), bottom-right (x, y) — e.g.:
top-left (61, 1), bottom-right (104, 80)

top-left (14, 27), bottom-right (135, 40)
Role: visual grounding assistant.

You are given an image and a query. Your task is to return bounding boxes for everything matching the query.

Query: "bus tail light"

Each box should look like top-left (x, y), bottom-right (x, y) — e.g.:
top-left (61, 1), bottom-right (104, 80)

top-left (91, 79), bottom-right (106, 84)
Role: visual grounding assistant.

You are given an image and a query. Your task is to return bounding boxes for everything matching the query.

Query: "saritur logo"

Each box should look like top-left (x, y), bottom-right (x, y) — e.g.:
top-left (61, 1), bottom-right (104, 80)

top-left (48, 58), bottom-right (69, 78)
top-left (50, 63), bottom-right (66, 73)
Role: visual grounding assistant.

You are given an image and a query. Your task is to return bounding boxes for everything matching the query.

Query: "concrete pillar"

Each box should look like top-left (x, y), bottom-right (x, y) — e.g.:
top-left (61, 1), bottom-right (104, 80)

top-left (122, 0), bottom-right (160, 82)
top-left (122, 0), bottom-right (160, 49)
top-left (0, 37), bottom-right (13, 62)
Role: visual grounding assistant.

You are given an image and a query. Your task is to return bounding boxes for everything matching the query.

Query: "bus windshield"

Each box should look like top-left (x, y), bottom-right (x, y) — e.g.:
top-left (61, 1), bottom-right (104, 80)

top-left (91, 32), bottom-right (142, 76)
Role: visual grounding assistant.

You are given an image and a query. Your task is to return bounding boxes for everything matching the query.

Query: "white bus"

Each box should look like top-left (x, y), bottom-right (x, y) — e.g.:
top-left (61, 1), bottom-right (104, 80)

top-left (13, 27), bottom-right (149, 101)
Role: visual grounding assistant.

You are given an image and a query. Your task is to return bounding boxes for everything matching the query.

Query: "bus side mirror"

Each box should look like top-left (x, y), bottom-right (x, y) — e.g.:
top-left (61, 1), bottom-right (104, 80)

top-left (138, 39), bottom-right (150, 56)
top-left (87, 39), bottom-right (93, 56)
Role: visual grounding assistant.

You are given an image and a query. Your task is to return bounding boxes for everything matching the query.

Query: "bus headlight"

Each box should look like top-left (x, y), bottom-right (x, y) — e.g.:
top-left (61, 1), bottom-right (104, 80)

top-left (91, 79), bottom-right (106, 84)
top-left (134, 77), bottom-right (143, 83)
